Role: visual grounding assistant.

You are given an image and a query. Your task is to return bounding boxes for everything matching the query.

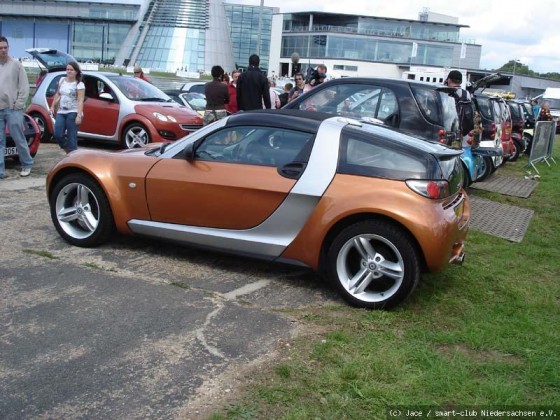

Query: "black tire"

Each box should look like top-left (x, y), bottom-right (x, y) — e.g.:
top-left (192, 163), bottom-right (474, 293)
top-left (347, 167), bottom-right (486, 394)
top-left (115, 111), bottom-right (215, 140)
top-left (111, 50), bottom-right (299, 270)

top-left (462, 162), bottom-right (472, 188)
top-left (326, 220), bottom-right (420, 309)
top-left (523, 134), bottom-right (533, 156)
top-left (477, 156), bottom-right (493, 182)
top-left (509, 138), bottom-right (522, 162)
top-left (122, 122), bottom-right (151, 149)
top-left (30, 112), bottom-right (52, 143)
top-left (49, 173), bottom-right (115, 247)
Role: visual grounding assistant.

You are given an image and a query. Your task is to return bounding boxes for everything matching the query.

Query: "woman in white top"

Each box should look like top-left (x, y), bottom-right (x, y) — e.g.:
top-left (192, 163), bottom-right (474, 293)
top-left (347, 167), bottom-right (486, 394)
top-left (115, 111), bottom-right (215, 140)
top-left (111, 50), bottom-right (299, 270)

top-left (50, 61), bottom-right (85, 153)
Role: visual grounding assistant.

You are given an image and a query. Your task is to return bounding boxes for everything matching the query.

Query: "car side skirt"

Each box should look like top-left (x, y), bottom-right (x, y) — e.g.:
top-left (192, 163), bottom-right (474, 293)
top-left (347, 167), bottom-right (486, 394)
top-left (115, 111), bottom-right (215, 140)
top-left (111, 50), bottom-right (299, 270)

top-left (127, 193), bottom-right (321, 259)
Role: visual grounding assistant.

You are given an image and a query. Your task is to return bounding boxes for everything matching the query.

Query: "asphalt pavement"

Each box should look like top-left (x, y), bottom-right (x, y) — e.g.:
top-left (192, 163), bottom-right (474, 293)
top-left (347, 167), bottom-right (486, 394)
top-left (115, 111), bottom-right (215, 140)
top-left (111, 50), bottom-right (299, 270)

top-left (0, 143), bottom-right (339, 419)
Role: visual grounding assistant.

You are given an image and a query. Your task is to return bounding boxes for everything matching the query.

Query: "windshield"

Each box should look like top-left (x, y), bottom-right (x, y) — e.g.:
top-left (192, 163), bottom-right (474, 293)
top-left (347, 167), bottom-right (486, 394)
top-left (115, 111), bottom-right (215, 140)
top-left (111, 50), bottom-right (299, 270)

top-left (182, 93), bottom-right (206, 111)
top-left (542, 98), bottom-right (560, 110)
top-left (108, 76), bottom-right (171, 101)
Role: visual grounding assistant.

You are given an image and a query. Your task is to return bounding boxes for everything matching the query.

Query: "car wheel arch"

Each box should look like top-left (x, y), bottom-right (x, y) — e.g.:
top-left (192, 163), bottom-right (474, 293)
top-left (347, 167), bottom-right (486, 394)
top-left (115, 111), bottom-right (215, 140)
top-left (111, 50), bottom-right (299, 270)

top-left (319, 213), bottom-right (427, 275)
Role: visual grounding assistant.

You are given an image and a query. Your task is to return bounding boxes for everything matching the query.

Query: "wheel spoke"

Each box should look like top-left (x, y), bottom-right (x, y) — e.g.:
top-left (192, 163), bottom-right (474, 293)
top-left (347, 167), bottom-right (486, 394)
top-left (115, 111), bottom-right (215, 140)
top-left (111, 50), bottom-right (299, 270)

top-left (80, 210), bottom-right (98, 232)
top-left (353, 237), bottom-right (375, 260)
top-left (378, 260), bottom-right (404, 280)
top-left (76, 184), bottom-right (89, 207)
top-left (348, 267), bottom-right (374, 294)
top-left (58, 206), bottom-right (79, 223)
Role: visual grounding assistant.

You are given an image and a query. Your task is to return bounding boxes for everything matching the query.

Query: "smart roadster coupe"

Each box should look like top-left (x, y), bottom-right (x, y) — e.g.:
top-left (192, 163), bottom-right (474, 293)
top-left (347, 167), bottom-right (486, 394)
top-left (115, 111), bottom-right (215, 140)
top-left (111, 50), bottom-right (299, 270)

top-left (46, 110), bottom-right (470, 309)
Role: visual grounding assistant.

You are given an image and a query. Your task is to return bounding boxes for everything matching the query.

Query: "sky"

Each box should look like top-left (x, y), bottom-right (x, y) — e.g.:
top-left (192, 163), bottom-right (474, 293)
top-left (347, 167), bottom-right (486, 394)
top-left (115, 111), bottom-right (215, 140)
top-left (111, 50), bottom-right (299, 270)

top-left (233, 0), bottom-right (560, 74)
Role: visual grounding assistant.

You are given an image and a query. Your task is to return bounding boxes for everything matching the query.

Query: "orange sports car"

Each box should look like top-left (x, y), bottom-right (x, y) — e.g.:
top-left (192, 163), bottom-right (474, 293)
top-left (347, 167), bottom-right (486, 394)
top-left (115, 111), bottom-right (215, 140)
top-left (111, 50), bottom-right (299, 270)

top-left (46, 110), bottom-right (470, 309)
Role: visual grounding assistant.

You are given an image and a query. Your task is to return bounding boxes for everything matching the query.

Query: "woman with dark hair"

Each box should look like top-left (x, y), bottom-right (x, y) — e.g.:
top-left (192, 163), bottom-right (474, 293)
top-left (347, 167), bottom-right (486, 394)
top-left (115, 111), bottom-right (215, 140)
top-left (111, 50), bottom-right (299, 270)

top-left (50, 61), bottom-right (85, 153)
top-left (203, 65), bottom-right (229, 125)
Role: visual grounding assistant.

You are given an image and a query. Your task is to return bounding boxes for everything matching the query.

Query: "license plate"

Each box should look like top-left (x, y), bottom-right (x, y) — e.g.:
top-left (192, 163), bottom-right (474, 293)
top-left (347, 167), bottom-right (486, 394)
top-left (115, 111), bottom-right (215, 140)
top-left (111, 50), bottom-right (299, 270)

top-left (4, 147), bottom-right (17, 156)
top-left (454, 200), bottom-right (464, 217)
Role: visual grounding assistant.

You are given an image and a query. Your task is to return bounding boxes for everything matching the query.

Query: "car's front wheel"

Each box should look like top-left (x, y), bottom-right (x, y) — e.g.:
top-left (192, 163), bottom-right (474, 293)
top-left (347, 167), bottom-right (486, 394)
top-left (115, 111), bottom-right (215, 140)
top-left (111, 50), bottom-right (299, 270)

top-left (122, 123), bottom-right (151, 149)
top-left (326, 221), bottom-right (420, 309)
top-left (509, 138), bottom-right (523, 162)
top-left (477, 156), bottom-right (493, 182)
top-left (50, 173), bottom-right (115, 247)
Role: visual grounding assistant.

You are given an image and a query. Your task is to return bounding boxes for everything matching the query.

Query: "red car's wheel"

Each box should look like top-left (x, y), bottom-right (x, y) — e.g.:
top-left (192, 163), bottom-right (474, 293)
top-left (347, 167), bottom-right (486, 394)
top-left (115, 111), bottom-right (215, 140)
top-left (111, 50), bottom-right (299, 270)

top-left (122, 123), bottom-right (151, 149)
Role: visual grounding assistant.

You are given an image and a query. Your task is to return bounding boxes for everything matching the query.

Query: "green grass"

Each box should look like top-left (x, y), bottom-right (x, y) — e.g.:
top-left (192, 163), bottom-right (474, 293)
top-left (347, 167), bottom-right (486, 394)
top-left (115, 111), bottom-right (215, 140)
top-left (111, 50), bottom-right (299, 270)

top-left (210, 141), bottom-right (560, 419)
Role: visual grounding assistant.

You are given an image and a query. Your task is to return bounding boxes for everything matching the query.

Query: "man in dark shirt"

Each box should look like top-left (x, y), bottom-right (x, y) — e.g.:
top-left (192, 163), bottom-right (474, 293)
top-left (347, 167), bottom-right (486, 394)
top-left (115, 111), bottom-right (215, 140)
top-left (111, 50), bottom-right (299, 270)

top-left (236, 54), bottom-right (271, 111)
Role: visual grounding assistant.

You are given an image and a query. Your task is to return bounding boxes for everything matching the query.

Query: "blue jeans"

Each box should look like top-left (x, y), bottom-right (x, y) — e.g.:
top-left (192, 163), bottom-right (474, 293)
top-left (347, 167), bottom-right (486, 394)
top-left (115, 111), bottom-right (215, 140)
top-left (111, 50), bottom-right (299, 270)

top-left (0, 108), bottom-right (34, 177)
top-left (54, 112), bottom-right (78, 152)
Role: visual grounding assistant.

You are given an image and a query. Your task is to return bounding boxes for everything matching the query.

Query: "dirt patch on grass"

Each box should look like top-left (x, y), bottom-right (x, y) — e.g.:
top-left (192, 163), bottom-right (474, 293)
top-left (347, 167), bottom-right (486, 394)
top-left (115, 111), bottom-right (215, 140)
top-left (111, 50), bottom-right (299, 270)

top-left (436, 343), bottom-right (522, 364)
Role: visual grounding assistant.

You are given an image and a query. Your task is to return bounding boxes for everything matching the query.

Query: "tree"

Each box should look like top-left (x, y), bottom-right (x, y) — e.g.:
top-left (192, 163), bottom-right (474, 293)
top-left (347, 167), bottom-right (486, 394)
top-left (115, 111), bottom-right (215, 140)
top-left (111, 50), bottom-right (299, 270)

top-left (496, 60), bottom-right (560, 80)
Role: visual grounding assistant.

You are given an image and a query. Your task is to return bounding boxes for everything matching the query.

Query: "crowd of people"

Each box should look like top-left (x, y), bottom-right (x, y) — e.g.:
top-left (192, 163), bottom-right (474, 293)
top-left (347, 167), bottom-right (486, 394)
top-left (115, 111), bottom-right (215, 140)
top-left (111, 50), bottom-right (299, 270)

top-left (202, 53), bottom-right (328, 125)
top-left (1, 35), bottom-right (333, 178)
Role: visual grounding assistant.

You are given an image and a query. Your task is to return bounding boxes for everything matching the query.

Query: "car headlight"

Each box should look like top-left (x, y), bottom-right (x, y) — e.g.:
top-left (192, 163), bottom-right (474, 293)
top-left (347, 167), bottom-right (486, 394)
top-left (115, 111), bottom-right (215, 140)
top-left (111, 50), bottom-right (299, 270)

top-left (152, 112), bottom-right (177, 123)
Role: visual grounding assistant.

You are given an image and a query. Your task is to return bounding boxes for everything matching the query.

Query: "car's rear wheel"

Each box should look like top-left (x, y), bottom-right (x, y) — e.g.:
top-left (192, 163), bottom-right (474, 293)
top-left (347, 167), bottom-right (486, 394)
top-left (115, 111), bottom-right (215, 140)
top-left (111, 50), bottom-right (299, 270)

top-left (122, 123), bottom-right (150, 149)
top-left (326, 221), bottom-right (420, 309)
top-left (30, 112), bottom-right (52, 143)
top-left (50, 173), bottom-right (115, 247)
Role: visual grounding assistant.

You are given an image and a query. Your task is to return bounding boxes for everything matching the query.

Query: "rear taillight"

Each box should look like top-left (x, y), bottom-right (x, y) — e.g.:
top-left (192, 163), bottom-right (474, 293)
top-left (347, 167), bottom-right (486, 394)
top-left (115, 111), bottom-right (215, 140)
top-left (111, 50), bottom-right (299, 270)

top-left (406, 180), bottom-right (451, 199)
top-left (438, 129), bottom-right (446, 143)
top-left (490, 122), bottom-right (496, 139)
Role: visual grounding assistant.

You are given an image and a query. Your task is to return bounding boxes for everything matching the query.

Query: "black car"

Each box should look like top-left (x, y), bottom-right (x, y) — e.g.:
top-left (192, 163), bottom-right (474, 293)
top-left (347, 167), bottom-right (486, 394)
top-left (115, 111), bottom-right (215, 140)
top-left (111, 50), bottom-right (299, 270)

top-left (283, 77), bottom-right (460, 144)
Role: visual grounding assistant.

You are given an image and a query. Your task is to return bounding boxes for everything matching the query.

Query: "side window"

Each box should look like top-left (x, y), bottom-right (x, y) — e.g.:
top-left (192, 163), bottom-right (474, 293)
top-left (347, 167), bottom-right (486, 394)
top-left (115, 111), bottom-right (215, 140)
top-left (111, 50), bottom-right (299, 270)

top-left (195, 126), bottom-right (314, 167)
top-left (338, 129), bottom-right (428, 180)
top-left (377, 89), bottom-right (398, 122)
top-left (411, 85), bottom-right (439, 124)
top-left (46, 75), bottom-right (64, 98)
top-left (299, 84), bottom-right (382, 119)
top-left (83, 76), bottom-right (100, 99)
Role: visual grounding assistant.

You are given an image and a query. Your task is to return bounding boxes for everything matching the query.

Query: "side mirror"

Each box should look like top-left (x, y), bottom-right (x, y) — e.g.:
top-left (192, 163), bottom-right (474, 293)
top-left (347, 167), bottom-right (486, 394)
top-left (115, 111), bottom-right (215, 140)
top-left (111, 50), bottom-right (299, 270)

top-left (99, 92), bottom-right (113, 101)
top-left (184, 143), bottom-right (195, 160)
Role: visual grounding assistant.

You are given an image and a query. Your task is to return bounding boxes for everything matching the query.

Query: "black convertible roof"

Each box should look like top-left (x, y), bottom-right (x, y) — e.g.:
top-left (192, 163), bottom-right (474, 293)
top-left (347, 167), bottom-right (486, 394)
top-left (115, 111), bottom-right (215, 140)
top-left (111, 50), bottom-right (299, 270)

top-left (225, 109), bottom-right (331, 133)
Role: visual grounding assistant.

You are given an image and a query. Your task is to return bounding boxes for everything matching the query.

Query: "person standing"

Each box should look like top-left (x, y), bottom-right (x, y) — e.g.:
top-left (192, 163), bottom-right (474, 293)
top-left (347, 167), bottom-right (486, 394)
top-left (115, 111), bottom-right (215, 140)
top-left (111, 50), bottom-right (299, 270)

top-left (50, 61), bottom-right (85, 153)
top-left (225, 69), bottom-right (239, 114)
top-left (303, 64), bottom-right (327, 93)
top-left (236, 54), bottom-right (271, 111)
top-left (288, 73), bottom-right (305, 103)
top-left (203, 65), bottom-right (229, 125)
top-left (445, 70), bottom-right (474, 141)
top-left (279, 82), bottom-right (292, 107)
top-left (133, 65), bottom-right (151, 83)
top-left (0, 35), bottom-right (34, 178)
top-left (537, 101), bottom-right (553, 122)
top-left (532, 99), bottom-right (540, 120)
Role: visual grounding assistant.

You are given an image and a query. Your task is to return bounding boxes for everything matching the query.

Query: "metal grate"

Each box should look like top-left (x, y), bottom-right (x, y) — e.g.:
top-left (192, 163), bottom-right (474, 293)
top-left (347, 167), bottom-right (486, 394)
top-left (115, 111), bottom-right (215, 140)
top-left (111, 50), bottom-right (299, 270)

top-left (469, 196), bottom-right (534, 243)
top-left (470, 174), bottom-right (539, 198)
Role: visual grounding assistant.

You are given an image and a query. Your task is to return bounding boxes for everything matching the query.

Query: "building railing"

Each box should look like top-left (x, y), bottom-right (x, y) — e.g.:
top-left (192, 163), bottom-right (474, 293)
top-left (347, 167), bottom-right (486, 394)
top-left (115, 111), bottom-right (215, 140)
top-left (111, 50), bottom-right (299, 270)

top-left (287, 25), bottom-right (476, 45)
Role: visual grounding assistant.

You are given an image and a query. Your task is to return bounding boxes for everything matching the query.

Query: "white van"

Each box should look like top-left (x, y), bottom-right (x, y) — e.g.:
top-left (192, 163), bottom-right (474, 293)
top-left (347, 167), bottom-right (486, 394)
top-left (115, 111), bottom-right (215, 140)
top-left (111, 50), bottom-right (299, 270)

top-left (541, 88), bottom-right (560, 131)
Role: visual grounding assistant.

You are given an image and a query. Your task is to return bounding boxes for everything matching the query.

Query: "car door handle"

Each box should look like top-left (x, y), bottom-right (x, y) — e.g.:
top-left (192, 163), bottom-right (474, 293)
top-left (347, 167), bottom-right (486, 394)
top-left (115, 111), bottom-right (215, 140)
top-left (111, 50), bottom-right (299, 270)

top-left (278, 162), bottom-right (306, 179)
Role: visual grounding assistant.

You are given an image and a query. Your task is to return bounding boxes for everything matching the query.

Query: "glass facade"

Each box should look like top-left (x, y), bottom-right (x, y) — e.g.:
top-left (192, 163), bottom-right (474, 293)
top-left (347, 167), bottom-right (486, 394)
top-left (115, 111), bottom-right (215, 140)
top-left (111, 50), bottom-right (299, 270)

top-left (224, 4), bottom-right (275, 72)
top-left (72, 22), bottom-right (130, 63)
top-left (281, 13), bottom-right (462, 67)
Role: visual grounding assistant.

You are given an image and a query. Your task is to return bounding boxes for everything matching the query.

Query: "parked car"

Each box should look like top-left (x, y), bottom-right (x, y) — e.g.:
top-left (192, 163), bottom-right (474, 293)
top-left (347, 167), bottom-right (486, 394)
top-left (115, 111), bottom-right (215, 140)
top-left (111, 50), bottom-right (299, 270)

top-left (506, 100), bottom-right (526, 161)
top-left (25, 48), bottom-right (203, 149)
top-left (164, 90), bottom-right (206, 116)
top-left (472, 94), bottom-right (505, 177)
top-left (283, 76), bottom-right (501, 187)
top-left (283, 77), bottom-right (461, 144)
top-left (46, 110), bottom-right (470, 309)
top-left (181, 81), bottom-right (206, 94)
top-left (3, 114), bottom-right (41, 160)
top-left (517, 100), bottom-right (535, 129)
